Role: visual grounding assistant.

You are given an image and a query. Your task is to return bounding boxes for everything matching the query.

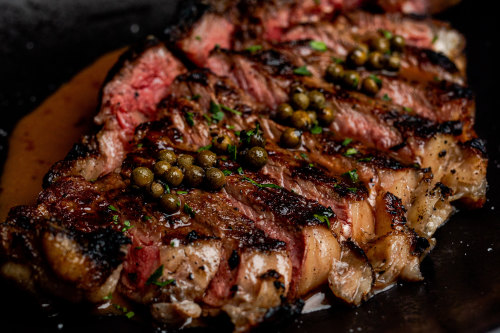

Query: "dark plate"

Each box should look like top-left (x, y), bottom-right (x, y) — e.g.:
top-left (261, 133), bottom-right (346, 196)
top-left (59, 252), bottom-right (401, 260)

top-left (0, 1), bottom-right (499, 332)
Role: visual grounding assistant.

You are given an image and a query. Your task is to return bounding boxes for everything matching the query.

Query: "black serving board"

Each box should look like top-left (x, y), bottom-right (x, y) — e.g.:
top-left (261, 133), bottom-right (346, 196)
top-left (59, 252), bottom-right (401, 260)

top-left (0, 1), bottom-right (499, 332)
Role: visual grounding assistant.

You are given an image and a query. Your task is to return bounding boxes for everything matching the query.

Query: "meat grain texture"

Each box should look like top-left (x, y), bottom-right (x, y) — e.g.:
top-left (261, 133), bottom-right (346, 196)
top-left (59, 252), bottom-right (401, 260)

top-left (0, 0), bottom-right (487, 331)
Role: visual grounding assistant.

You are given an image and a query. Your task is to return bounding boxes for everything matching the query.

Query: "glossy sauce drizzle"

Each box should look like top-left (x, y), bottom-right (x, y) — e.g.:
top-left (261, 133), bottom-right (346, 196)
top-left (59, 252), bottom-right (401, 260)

top-left (0, 49), bottom-right (123, 221)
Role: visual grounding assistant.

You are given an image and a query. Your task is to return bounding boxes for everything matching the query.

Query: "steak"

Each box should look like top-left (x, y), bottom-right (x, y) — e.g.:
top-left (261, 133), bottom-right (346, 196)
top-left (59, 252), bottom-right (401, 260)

top-left (0, 0), bottom-right (487, 332)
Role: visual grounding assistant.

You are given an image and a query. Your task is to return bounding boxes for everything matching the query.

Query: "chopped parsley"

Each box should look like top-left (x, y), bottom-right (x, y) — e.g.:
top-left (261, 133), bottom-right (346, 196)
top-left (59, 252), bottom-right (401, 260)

top-left (113, 304), bottom-right (135, 319)
top-left (331, 56), bottom-right (344, 64)
top-left (164, 183), bottom-right (170, 194)
top-left (341, 138), bottom-right (353, 146)
top-left (240, 124), bottom-right (261, 145)
top-left (344, 148), bottom-right (359, 156)
top-left (146, 265), bottom-right (175, 287)
top-left (300, 153), bottom-right (309, 160)
top-left (209, 100), bottom-right (224, 123)
top-left (221, 104), bottom-right (242, 116)
top-left (293, 66), bottom-right (312, 76)
top-left (237, 167), bottom-right (244, 175)
top-left (242, 176), bottom-right (281, 189)
top-left (347, 187), bottom-right (358, 193)
top-left (358, 156), bottom-right (373, 162)
top-left (369, 74), bottom-right (382, 85)
top-left (102, 293), bottom-right (113, 301)
top-left (379, 29), bottom-right (393, 40)
top-left (228, 144), bottom-right (238, 161)
top-left (226, 124), bottom-right (235, 130)
top-left (135, 246), bottom-right (143, 250)
top-left (185, 111), bottom-right (195, 126)
top-left (310, 124), bottom-right (323, 134)
top-left (143, 215), bottom-right (152, 221)
top-left (432, 35), bottom-right (438, 44)
top-left (245, 45), bottom-right (263, 53)
top-left (382, 94), bottom-right (392, 102)
top-left (112, 215), bottom-right (119, 223)
top-left (176, 190), bottom-right (188, 195)
top-left (310, 40), bottom-right (327, 52)
top-left (195, 35), bottom-right (202, 41)
top-left (313, 213), bottom-right (331, 228)
top-left (223, 169), bottom-right (232, 176)
top-left (342, 169), bottom-right (359, 183)
top-left (108, 205), bottom-right (118, 212)
top-left (190, 94), bottom-right (201, 101)
top-left (122, 220), bottom-right (133, 232)
top-left (196, 144), bottom-right (212, 152)
top-left (184, 204), bottom-right (196, 218)
top-left (136, 143), bottom-right (143, 148)
top-left (403, 106), bottom-right (413, 113)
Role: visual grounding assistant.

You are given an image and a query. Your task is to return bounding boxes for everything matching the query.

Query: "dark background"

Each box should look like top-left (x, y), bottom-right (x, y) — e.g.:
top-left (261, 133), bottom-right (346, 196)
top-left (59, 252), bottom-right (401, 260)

top-left (1, 0), bottom-right (499, 332)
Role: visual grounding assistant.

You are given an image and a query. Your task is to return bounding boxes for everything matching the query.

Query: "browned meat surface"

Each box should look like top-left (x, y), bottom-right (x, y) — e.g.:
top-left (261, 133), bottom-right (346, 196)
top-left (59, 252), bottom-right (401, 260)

top-left (0, 0), bottom-right (487, 332)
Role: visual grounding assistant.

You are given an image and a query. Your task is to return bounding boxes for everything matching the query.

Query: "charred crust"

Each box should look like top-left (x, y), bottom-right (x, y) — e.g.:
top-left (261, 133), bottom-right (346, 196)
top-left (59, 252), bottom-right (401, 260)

top-left (290, 165), bottom-right (368, 200)
top-left (249, 49), bottom-right (294, 76)
top-left (411, 235), bottom-right (430, 256)
top-left (418, 48), bottom-right (459, 74)
top-left (433, 182), bottom-right (452, 199)
top-left (261, 298), bottom-right (305, 328)
top-left (185, 230), bottom-right (200, 243)
top-left (386, 110), bottom-right (463, 138)
top-left (228, 250), bottom-right (240, 270)
top-left (383, 192), bottom-right (407, 229)
top-left (438, 81), bottom-right (474, 100)
top-left (260, 269), bottom-right (281, 280)
top-left (176, 70), bottom-right (210, 85)
top-left (462, 138), bottom-right (487, 156)
top-left (163, 0), bottom-right (209, 43)
top-left (72, 227), bottom-right (131, 269)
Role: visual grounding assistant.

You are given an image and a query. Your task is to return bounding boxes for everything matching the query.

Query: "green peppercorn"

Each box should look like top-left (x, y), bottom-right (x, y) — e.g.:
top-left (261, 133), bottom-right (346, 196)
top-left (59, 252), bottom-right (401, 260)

top-left (205, 167), bottom-right (226, 190)
top-left (165, 167), bottom-right (184, 187)
top-left (291, 92), bottom-right (310, 110)
top-left (247, 130), bottom-right (266, 148)
top-left (347, 48), bottom-right (368, 68)
top-left (391, 35), bottom-right (405, 52)
top-left (370, 36), bottom-right (391, 53)
top-left (357, 43), bottom-right (369, 54)
top-left (184, 165), bottom-right (205, 187)
top-left (317, 107), bottom-right (335, 126)
top-left (196, 150), bottom-right (217, 169)
top-left (326, 63), bottom-right (344, 83)
top-left (308, 90), bottom-right (326, 110)
top-left (161, 194), bottom-right (181, 214)
top-left (362, 77), bottom-right (380, 95)
top-left (148, 181), bottom-right (165, 199)
top-left (153, 161), bottom-right (171, 177)
top-left (246, 146), bottom-right (268, 169)
top-left (367, 51), bottom-right (384, 69)
top-left (386, 54), bottom-right (401, 71)
top-left (280, 128), bottom-right (302, 148)
top-left (290, 84), bottom-right (307, 95)
top-left (157, 150), bottom-right (177, 164)
top-left (307, 111), bottom-right (317, 124)
top-left (212, 135), bottom-right (232, 153)
top-left (277, 103), bottom-right (294, 121)
top-left (177, 154), bottom-right (194, 170)
top-left (343, 70), bottom-right (360, 89)
top-left (291, 110), bottom-right (312, 129)
top-left (131, 167), bottom-right (154, 187)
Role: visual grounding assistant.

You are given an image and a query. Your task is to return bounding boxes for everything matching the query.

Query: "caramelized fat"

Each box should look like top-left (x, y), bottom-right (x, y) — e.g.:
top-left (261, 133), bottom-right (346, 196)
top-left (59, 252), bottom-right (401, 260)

top-left (0, 49), bottom-right (123, 221)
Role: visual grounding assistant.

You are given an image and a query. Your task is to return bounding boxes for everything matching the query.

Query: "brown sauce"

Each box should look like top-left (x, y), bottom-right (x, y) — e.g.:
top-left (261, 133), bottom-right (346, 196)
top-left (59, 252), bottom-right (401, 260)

top-left (0, 49), bottom-right (124, 221)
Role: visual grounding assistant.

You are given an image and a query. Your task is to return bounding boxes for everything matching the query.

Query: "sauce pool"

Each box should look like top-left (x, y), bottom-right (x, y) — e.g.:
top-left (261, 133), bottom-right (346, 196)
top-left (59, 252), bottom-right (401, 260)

top-left (0, 49), bottom-right (124, 221)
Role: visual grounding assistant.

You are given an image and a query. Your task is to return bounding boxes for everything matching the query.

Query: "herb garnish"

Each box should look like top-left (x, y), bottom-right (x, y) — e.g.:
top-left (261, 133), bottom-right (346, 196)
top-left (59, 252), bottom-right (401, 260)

top-left (209, 100), bottom-right (225, 123)
top-left (358, 156), bottom-right (373, 162)
top-left (403, 106), bottom-right (413, 113)
top-left (379, 29), bottom-right (393, 40)
top-left (136, 143), bottom-right (143, 148)
top-left (176, 190), bottom-right (188, 195)
top-left (228, 144), bottom-right (238, 161)
top-left (223, 170), bottom-right (232, 176)
top-left (122, 220), bottom-right (133, 232)
top-left (369, 74), bottom-right (382, 85)
top-left (342, 169), bottom-right (359, 183)
top-left (242, 176), bottom-right (281, 189)
top-left (331, 56), bottom-right (344, 64)
top-left (344, 148), bottom-right (359, 156)
top-left (310, 40), bottom-right (327, 52)
top-left (196, 144), bottom-right (212, 152)
top-left (164, 183), bottom-right (170, 194)
top-left (146, 265), bottom-right (176, 287)
top-left (237, 167), bottom-right (244, 175)
top-left (221, 104), bottom-right (242, 116)
top-left (195, 35), bottom-right (202, 41)
top-left (108, 205), bottom-right (118, 212)
top-left (245, 45), bottom-right (263, 53)
top-left (382, 94), bottom-right (392, 102)
top-left (432, 35), bottom-right (438, 44)
top-left (293, 66), bottom-right (312, 76)
top-left (313, 213), bottom-right (331, 228)
top-left (184, 204), bottom-right (196, 218)
top-left (341, 138), bottom-right (353, 146)
top-left (310, 124), bottom-right (323, 134)
top-left (185, 111), bottom-right (195, 126)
